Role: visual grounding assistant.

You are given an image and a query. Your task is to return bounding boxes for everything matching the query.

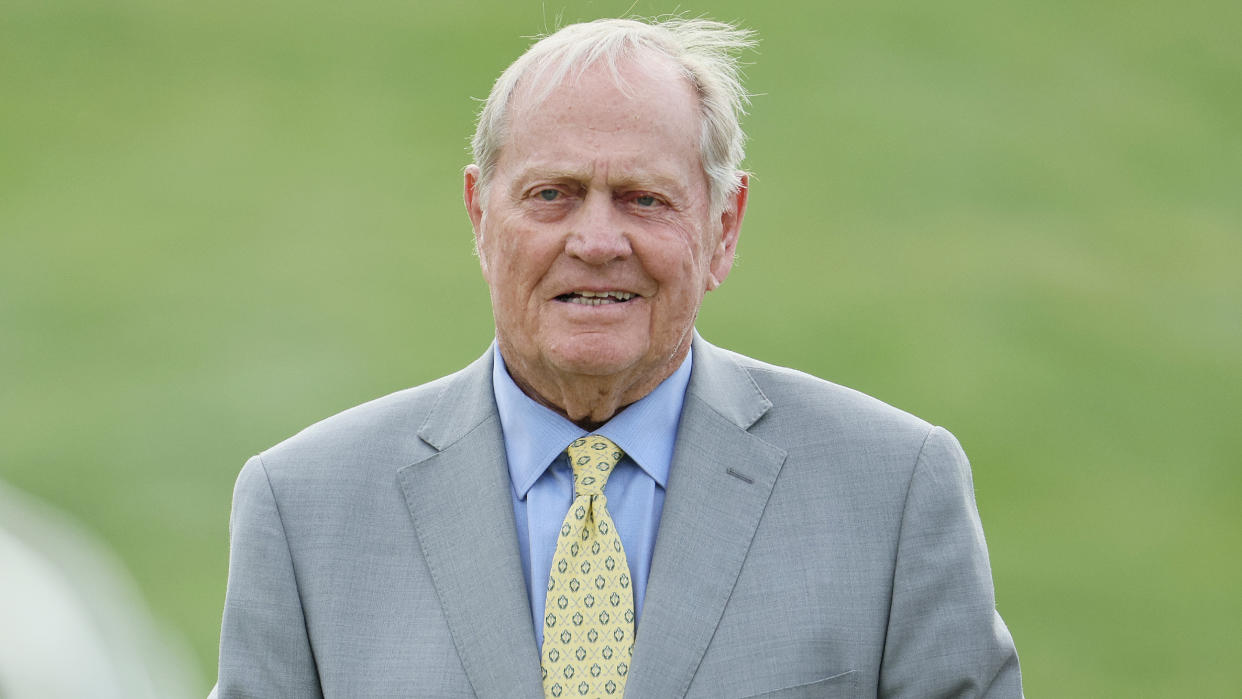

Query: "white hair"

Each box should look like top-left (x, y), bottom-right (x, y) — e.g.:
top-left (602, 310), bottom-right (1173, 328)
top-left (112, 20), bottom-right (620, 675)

top-left (470, 17), bottom-right (757, 214)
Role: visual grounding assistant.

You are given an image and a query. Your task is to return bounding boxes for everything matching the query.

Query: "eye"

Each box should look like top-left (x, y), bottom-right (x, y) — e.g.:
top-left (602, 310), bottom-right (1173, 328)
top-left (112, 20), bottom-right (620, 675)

top-left (537, 188), bottom-right (560, 201)
top-left (634, 194), bottom-right (657, 207)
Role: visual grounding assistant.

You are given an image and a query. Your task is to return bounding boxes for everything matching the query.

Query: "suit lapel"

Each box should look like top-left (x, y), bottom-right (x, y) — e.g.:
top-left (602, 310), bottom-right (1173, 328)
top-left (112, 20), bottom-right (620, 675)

top-left (396, 351), bottom-right (544, 699)
top-left (625, 338), bottom-right (788, 699)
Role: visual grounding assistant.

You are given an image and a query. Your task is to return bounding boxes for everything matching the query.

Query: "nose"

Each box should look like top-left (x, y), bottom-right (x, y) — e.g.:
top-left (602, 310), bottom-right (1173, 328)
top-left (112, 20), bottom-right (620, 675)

top-left (564, 191), bottom-right (632, 265)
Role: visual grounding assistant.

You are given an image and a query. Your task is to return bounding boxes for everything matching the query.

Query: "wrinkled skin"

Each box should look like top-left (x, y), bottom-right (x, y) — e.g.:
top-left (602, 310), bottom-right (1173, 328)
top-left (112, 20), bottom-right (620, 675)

top-left (465, 51), bottom-right (748, 428)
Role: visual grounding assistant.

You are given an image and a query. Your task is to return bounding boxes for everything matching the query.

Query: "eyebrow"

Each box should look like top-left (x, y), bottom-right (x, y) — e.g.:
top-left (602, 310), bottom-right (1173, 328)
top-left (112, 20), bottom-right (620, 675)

top-left (510, 166), bottom-right (589, 187)
top-left (510, 165), bottom-right (689, 197)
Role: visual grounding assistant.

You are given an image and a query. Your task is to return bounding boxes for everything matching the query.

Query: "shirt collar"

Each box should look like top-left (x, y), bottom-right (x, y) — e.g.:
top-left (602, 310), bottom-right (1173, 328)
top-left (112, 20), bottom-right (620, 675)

top-left (492, 343), bottom-right (692, 500)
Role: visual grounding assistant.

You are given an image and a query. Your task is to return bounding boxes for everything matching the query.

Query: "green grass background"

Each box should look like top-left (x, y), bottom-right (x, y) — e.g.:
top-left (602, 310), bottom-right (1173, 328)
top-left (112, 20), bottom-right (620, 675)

top-left (2, 0), bottom-right (1239, 695)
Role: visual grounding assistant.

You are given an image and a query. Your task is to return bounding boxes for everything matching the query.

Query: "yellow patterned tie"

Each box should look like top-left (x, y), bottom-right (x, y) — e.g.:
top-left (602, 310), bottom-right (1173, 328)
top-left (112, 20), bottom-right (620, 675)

top-left (541, 435), bottom-right (634, 698)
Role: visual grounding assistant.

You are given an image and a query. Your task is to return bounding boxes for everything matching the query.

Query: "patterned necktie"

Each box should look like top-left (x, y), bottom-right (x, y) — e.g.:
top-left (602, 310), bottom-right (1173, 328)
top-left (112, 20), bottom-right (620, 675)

top-left (541, 435), bottom-right (634, 698)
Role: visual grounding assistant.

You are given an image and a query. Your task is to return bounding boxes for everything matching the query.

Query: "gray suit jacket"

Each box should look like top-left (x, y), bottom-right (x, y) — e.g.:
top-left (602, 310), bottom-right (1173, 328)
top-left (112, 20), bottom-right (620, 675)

top-left (215, 336), bottom-right (1021, 698)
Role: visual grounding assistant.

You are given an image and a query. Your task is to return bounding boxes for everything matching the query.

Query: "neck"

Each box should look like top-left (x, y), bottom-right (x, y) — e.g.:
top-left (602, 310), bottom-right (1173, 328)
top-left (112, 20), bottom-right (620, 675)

top-left (503, 348), bottom-right (688, 430)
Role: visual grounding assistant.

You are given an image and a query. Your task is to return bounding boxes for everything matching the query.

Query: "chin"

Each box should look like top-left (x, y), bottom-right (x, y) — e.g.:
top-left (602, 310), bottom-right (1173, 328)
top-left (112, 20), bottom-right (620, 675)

top-left (551, 353), bottom-right (641, 378)
top-left (546, 340), bottom-right (646, 378)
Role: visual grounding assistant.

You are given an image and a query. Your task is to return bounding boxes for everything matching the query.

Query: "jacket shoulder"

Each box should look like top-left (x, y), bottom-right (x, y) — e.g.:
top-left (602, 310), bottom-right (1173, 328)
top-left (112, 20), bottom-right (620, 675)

top-left (711, 346), bottom-right (934, 441)
top-left (252, 353), bottom-right (491, 481)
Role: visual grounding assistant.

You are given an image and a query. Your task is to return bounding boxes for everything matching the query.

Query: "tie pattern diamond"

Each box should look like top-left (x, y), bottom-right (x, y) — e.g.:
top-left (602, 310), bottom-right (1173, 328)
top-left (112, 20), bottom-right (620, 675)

top-left (541, 435), bottom-right (634, 698)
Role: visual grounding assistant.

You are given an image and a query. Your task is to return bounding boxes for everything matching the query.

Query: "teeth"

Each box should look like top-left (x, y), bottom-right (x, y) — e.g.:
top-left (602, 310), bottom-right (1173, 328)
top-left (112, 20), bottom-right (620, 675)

top-left (566, 290), bottom-right (635, 305)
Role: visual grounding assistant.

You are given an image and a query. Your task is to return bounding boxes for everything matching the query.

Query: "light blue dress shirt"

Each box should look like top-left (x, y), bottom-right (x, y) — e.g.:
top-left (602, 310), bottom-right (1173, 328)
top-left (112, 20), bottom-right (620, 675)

top-left (492, 344), bottom-right (692, 648)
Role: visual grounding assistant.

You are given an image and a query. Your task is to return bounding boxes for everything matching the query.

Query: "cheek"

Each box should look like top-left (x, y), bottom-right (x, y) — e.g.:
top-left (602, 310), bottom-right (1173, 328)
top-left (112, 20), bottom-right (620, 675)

top-left (650, 234), bottom-right (715, 288)
top-left (482, 223), bottom-right (526, 280)
top-left (485, 226), bottom-right (562, 301)
top-left (641, 223), bottom-right (694, 263)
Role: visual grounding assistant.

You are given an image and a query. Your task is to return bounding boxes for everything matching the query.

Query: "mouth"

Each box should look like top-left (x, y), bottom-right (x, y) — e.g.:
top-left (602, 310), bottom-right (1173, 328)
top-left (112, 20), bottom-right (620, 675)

top-left (555, 290), bottom-right (637, 306)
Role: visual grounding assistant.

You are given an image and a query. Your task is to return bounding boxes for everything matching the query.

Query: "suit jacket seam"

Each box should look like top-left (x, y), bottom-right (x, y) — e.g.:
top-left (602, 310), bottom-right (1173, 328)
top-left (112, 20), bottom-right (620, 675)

top-left (417, 378), bottom-right (455, 450)
top-left (878, 423), bottom-right (939, 675)
top-left (253, 452), bottom-right (324, 688)
top-left (417, 353), bottom-right (496, 452)
top-left (746, 669), bottom-right (857, 697)
top-left (667, 392), bottom-right (786, 699)
top-left (402, 414), bottom-right (508, 698)
top-left (687, 376), bottom-right (775, 437)
top-left (686, 340), bottom-right (773, 431)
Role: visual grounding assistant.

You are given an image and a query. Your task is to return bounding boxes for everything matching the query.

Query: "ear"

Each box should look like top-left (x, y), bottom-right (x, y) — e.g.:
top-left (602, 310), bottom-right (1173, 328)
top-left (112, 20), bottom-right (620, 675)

top-left (706, 173), bottom-right (749, 290)
top-left (463, 164), bottom-right (488, 275)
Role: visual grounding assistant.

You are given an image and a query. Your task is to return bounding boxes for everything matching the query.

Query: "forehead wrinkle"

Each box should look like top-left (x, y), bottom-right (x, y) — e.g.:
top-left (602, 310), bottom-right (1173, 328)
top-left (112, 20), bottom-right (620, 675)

top-left (498, 58), bottom-right (706, 204)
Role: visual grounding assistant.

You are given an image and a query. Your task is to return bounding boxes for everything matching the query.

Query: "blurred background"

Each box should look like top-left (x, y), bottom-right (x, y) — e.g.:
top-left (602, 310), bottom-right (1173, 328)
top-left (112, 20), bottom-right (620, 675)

top-left (1, 0), bottom-right (1238, 696)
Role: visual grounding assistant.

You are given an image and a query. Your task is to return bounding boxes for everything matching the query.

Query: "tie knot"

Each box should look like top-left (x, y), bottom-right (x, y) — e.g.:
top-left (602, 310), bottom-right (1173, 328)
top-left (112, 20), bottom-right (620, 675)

top-left (566, 435), bottom-right (624, 497)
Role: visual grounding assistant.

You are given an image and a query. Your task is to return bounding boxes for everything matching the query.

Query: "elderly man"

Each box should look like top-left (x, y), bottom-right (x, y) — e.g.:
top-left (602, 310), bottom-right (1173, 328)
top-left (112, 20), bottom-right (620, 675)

top-left (214, 17), bottom-right (1021, 699)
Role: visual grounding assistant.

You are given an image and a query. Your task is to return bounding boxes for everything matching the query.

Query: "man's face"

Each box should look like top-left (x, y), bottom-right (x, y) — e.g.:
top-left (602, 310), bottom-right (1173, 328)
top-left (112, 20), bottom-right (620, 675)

top-left (465, 53), bottom-right (746, 413)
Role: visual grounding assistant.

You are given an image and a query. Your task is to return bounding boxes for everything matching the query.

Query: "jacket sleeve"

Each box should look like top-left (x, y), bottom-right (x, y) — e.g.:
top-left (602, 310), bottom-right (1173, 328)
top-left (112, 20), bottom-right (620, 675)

top-left (879, 427), bottom-right (1023, 698)
top-left (214, 455), bottom-right (324, 699)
